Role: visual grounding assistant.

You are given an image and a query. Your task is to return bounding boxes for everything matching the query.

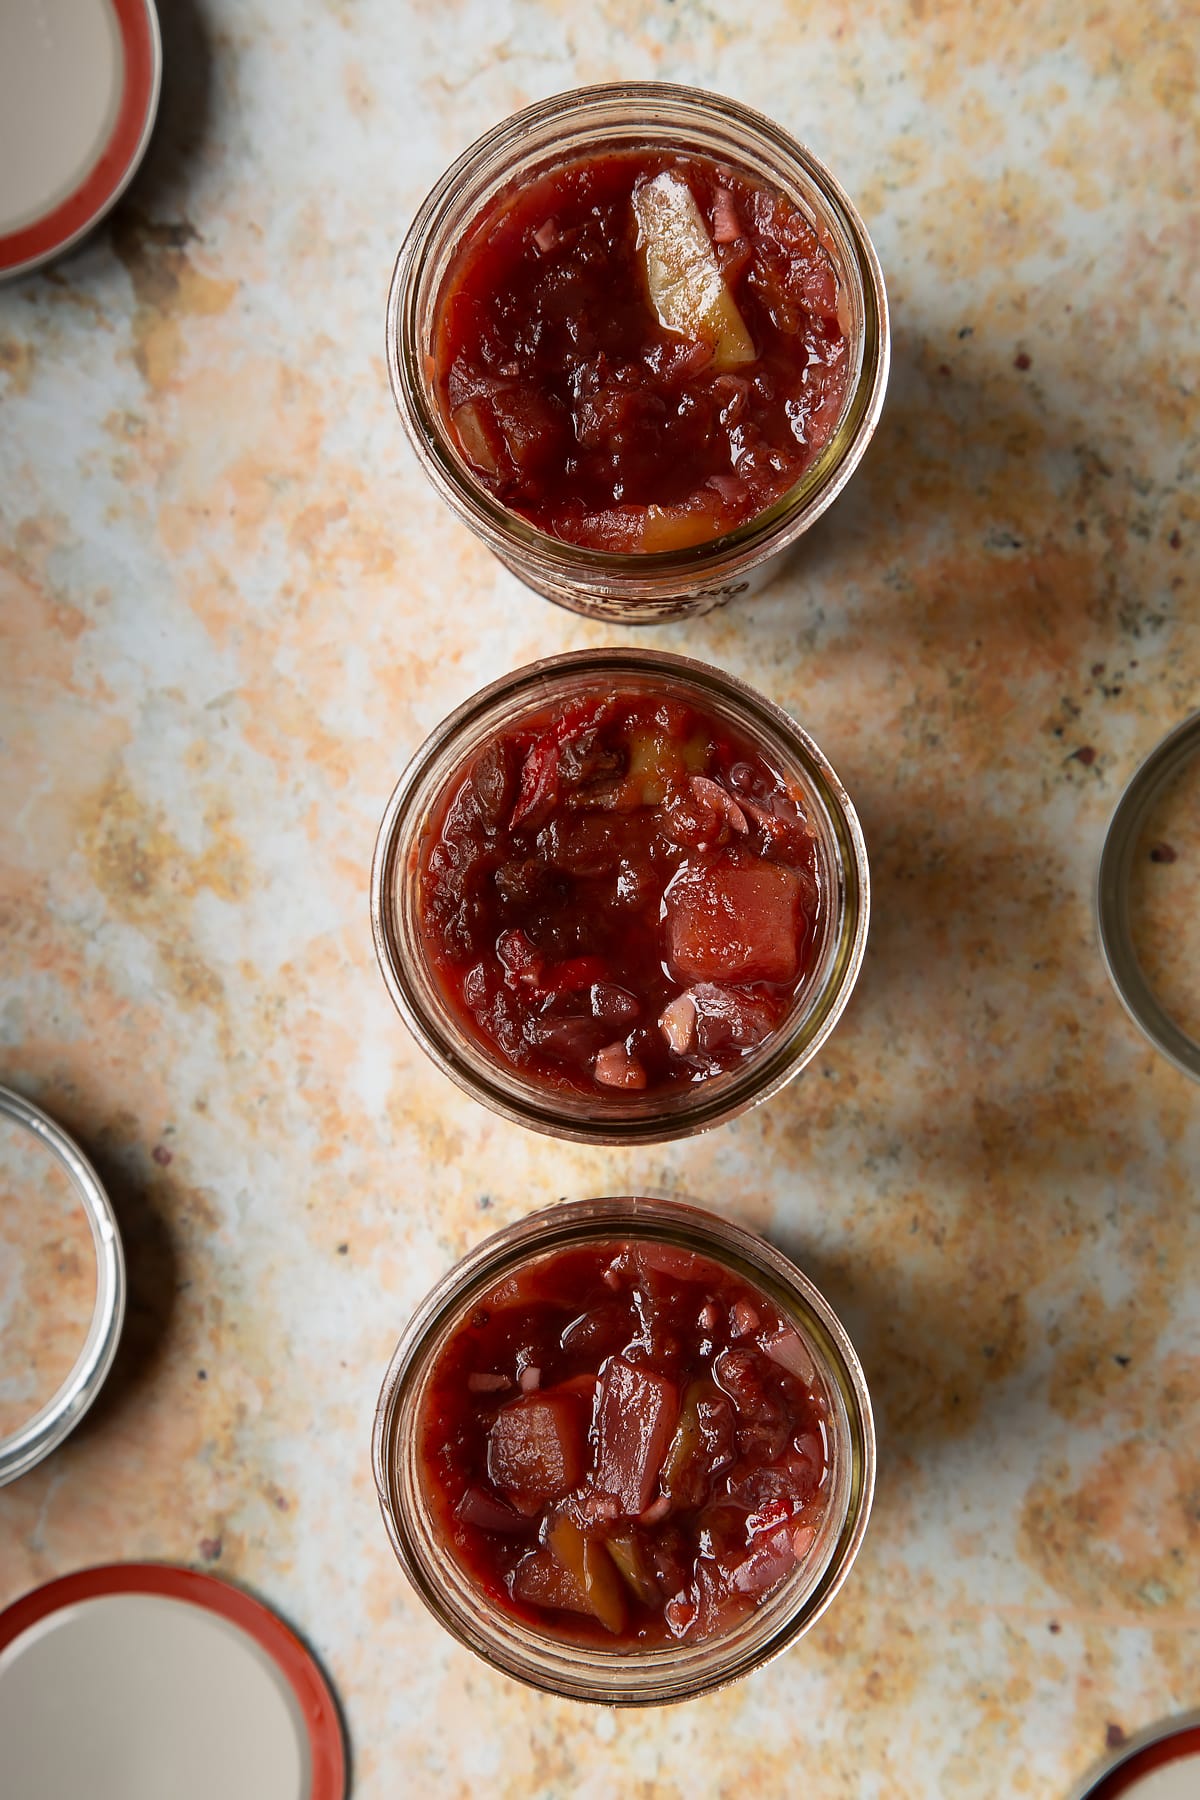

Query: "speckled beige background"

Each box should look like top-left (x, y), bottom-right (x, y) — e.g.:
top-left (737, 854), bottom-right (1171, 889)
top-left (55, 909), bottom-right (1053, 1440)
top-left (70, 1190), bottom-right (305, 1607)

top-left (1, 1), bottom-right (1197, 1794)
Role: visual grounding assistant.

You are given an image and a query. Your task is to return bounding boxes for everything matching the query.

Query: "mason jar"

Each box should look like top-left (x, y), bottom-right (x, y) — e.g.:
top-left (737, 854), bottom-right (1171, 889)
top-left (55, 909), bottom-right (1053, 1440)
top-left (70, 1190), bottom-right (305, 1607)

top-left (372, 1195), bottom-right (876, 1704)
top-left (370, 648), bottom-right (870, 1145)
top-left (386, 82), bottom-right (889, 622)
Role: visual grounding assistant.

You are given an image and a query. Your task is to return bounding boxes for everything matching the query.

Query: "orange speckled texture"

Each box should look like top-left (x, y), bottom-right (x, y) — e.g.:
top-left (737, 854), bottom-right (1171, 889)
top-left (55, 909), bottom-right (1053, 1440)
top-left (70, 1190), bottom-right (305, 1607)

top-left (1, 2), bottom-right (1197, 1794)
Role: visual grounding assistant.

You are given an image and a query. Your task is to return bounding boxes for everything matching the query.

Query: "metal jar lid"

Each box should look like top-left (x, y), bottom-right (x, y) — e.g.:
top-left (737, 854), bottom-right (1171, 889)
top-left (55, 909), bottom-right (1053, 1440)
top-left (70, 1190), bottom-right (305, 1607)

top-left (0, 1085), bottom-right (125, 1485)
top-left (0, 1564), bottom-right (347, 1799)
top-left (1069, 1711), bottom-right (1200, 1797)
top-left (1096, 712), bottom-right (1200, 1081)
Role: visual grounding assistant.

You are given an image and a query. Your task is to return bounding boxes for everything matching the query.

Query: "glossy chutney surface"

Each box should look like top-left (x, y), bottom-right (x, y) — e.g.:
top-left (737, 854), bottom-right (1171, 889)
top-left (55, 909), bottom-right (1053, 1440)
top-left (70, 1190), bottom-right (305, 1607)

top-left (434, 148), bottom-right (850, 551)
top-left (418, 1240), bottom-right (832, 1648)
top-left (418, 688), bottom-right (822, 1097)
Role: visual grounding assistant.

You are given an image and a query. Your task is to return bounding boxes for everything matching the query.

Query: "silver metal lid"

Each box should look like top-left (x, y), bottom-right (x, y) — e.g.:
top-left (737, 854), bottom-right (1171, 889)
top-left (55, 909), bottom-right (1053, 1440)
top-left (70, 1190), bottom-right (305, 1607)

top-left (0, 1086), bottom-right (125, 1485)
top-left (1096, 712), bottom-right (1200, 1081)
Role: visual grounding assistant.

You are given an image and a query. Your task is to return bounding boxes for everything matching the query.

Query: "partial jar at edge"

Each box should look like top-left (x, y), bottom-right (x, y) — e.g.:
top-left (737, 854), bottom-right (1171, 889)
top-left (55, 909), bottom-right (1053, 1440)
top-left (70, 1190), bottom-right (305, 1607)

top-left (370, 647), bottom-right (870, 1146)
top-left (386, 82), bottom-right (889, 623)
top-left (372, 1196), bottom-right (876, 1705)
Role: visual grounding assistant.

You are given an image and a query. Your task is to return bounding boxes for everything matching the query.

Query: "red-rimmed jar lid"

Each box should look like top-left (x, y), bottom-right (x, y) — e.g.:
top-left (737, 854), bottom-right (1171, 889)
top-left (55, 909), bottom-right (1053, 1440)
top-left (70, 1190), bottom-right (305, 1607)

top-left (1071, 1715), bottom-right (1200, 1798)
top-left (0, 0), bottom-right (162, 280)
top-left (0, 1563), bottom-right (346, 1799)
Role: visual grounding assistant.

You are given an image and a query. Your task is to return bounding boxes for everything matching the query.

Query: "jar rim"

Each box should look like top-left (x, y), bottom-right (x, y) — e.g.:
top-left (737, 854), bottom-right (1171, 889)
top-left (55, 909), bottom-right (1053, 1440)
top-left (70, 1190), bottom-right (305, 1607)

top-left (372, 1195), bottom-right (876, 1704)
top-left (385, 80), bottom-right (890, 591)
top-left (369, 647), bottom-right (871, 1144)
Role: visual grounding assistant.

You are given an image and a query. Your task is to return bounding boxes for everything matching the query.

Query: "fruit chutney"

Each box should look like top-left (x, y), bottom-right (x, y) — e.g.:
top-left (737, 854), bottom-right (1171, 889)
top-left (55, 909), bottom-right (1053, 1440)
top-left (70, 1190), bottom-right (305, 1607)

top-left (371, 650), bottom-right (870, 1143)
top-left (372, 1198), bottom-right (876, 1701)
top-left (434, 148), bottom-right (851, 553)
top-left (420, 684), bottom-right (821, 1100)
top-left (386, 84), bottom-right (889, 620)
top-left (421, 1239), bottom-right (831, 1648)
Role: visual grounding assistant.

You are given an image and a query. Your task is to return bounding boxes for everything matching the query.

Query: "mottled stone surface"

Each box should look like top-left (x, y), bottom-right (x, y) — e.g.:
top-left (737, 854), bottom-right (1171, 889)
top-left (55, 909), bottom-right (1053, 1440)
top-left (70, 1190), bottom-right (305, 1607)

top-left (1, 2), bottom-right (1197, 1794)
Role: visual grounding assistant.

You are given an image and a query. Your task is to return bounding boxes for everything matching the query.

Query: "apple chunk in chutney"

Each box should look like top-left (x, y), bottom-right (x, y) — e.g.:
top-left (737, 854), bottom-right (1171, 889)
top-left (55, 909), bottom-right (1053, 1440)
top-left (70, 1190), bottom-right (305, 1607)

top-left (418, 688), bottom-right (822, 1098)
top-left (419, 1241), bottom-right (831, 1647)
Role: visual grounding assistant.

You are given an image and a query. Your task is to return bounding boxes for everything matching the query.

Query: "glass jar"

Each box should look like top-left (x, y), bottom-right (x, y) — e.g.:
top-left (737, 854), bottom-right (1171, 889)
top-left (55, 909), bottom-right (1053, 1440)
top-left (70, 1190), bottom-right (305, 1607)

top-left (372, 1195), bottom-right (876, 1704)
top-left (370, 647), bottom-right (869, 1146)
top-left (386, 82), bottom-right (889, 622)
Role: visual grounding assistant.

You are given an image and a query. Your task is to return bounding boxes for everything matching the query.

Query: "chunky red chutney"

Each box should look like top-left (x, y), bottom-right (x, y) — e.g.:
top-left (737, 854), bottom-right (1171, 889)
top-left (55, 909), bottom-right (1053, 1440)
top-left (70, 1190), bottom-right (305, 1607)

top-left (434, 148), bottom-right (849, 551)
top-left (420, 689), bottom-right (821, 1096)
top-left (419, 1240), bottom-right (831, 1647)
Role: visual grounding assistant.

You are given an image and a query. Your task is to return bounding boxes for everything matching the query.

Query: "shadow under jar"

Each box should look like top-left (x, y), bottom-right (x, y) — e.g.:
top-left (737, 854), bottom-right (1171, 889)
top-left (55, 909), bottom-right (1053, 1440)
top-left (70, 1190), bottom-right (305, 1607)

top-left (387, 82), bottom-right (889, 622)
top-left (373, 1196), bottom-right (876, 1704)
top-left (371, 649), bottom-right (869, 1146)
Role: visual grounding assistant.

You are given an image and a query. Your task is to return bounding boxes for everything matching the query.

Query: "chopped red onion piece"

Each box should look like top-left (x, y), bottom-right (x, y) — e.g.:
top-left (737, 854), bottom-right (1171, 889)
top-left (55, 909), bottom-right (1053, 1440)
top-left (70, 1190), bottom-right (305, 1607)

top-left (633, 1243), bottom-right (704, 1281)
top-left (705, 471), bottom-right (750, 504)
top-left (730, 1524), bottom-right (795, 1594)
top-left (659, 991), bottom-right (698, 1054)
top-left (730, 1300), bottom-right (760, 1338)
top-left (760, 1327), bottom-right (817, 1387)
top-left (638, 1492), bottom-right (672, 1526)
top-left (711, 187), bottom-right (743, 243)
top-left (593, 1041), bottom-right (648, 1089)
top-left (451, 399), bottom-right (503, 480)
top-left (467, 1371), bottom-right (512, 1393)
top-left (792, 1524), bottom-right (816, 1562)
top-left (746, 1498), bottom-right (791, 1537)
top-left (590, 981), bottom-right (640, 1029)
top-left (456, 1486), bottom-right (528, 1533)
top-left (688, 774), bottom-right (749, 833)
top-left (664, 1594), bottom-right (698, 1638)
